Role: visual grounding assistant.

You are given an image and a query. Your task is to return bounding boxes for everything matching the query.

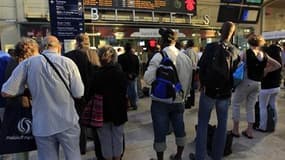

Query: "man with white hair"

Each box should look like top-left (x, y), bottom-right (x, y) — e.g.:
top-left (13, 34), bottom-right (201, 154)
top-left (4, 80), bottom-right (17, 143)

top-left (1, 35), bottom-right (84, 160)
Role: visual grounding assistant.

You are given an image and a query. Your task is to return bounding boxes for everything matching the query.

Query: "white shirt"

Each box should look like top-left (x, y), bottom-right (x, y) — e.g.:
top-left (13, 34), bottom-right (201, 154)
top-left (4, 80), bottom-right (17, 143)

top-left (2, 50), bottom-right (84, 136)
top-left (144, 45), bottom-right (193, 103)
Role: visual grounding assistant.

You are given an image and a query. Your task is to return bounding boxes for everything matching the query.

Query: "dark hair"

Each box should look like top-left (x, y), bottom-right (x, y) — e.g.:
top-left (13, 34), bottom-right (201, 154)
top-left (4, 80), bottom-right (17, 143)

top-left (220, 21), bottom-right (236, 42)
top-left (124, 43), bottom-right (132, 53)
top-left (159, 28), bottom-right (177, 47)
top-left (186, 39), bottom-right (194, 48)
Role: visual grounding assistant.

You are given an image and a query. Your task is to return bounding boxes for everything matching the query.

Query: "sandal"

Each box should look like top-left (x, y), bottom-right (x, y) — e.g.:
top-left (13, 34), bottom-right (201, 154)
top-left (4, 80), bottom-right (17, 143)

top-left (242, 131), bottom-right (253, 139)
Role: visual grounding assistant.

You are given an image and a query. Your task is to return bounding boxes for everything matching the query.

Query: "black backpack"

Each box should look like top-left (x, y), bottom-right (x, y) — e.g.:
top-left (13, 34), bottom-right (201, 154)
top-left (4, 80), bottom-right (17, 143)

top-left (198, 42), bottom-right (234, 98)
top-left (151, 51), bottom-right (183, 103)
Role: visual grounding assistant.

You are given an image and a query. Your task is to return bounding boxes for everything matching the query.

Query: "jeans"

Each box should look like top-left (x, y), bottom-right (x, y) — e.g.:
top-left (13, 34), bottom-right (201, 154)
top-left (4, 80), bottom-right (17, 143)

top-left (195, 91), bottom-right (230, 160)
top-left (127, 79), bottom-right (138, 107)
top-left (35, 124), bottom-right (81, 160)
top-left (151, 100), bottom-right (186, 152)
top-left (259, 88), bottom-right (279, 130)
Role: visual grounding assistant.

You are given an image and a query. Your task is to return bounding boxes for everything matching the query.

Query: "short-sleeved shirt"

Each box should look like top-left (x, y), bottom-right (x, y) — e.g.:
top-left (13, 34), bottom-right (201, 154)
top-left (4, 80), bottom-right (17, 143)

top-left (1, 50), bottom-right (84, 136)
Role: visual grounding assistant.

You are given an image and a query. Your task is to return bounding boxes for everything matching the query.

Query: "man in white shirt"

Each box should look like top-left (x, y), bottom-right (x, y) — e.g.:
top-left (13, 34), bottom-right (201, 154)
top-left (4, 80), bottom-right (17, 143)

top-left (1, 36), bottom-right (84, 160)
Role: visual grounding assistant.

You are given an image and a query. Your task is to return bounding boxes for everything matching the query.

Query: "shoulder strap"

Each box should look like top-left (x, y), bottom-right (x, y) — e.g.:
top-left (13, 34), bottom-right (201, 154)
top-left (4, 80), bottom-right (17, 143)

top-left (42, 54), bottom-right (74, 98)
top-left (159, 50), bottom-right (181, 86)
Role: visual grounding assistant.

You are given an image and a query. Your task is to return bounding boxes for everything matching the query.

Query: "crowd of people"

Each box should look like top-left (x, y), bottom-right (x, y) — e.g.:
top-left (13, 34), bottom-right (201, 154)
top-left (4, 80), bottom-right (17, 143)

top-left (0, 21), bottom-right (284, 160)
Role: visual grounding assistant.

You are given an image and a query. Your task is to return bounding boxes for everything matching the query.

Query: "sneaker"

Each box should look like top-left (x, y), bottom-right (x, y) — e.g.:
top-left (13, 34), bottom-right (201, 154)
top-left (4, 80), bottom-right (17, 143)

top-left (189, 153), bottom-right (195, 160)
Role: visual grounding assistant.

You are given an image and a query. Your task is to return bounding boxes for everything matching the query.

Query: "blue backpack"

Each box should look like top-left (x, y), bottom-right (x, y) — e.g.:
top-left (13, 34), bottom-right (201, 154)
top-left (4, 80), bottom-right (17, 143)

top-left (151, 51), bottom-right (183, 103)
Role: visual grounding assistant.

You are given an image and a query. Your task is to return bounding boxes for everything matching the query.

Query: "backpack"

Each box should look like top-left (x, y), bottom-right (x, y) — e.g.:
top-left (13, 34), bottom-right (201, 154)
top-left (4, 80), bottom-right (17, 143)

top-left (198, 42), bottom-right (234, 98)
top-left (151, 51), bottom-right (183, 103)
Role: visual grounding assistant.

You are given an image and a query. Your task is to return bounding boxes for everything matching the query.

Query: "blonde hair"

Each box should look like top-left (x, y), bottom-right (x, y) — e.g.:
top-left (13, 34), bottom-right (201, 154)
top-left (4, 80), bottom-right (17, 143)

top-left (97, 45), bottom-right (117, 66)
top-left (87, 49), bottom-right (101, 67)
top-left (247, 34), bottom-right (265, 47)
top-left (14, 37), bottom-right (39, 63)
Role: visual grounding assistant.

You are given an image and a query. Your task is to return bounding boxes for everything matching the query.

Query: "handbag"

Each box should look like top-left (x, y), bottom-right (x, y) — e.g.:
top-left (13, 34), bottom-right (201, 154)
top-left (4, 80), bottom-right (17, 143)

top-left (80, 94), bottom-right (103, 128)
top-left (233, 61), bottom-right (245, 87)
top-left (0, 96), bottom-right (37, 154)
top-left (42, 54), bottom-right (104, 128)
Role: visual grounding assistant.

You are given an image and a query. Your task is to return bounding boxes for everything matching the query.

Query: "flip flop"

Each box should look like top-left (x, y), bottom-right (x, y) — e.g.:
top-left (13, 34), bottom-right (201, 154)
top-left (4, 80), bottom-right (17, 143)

top-left (242, 131), bottom-right (253, 139)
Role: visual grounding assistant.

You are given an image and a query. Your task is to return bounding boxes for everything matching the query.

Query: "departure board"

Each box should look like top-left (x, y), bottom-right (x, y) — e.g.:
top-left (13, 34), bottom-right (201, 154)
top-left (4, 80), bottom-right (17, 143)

top-left (83, 0), bottom-right (197, 13)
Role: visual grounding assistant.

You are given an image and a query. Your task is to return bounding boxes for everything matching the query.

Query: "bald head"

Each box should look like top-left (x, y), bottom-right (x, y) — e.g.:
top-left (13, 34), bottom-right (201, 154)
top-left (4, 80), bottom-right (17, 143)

top-left (42, 35), bottom-right (62, 53)
top-left (220, 21), bottom-right (236, 42)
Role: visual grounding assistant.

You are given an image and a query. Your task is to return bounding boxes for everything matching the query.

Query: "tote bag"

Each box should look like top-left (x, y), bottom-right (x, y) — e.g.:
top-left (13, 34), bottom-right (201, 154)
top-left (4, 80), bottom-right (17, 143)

top-left (233, 62), bottom-right (245, 87)
top-left (80, 94), bottom-right (103, 128)
top-left (0, 98), bottom-right (36, 154)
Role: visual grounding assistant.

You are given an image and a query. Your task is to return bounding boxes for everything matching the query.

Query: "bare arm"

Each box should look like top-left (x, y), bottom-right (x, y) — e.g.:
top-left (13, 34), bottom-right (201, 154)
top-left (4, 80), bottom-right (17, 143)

top-left (264, 55), bottom-right (281, 76)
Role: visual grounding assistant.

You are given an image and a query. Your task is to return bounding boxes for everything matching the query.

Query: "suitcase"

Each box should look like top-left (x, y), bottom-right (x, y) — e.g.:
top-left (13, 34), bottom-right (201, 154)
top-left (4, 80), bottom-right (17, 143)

top-left (195, 124), bottom-right (233, 156)
top-left (253, 101), bottom-right (275, 132)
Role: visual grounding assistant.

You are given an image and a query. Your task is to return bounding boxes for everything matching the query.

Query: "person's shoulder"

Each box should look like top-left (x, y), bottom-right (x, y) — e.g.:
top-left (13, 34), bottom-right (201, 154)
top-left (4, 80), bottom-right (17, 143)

top-left (152, 51), bottom-right (163, 60)
top-left (60, 55), bottom-right (77, 64)
top-left (177, 51), bottom-right (191, 63)
top-left (118, 53), bottom-right (126, 57)
top-left (0, 52), bottom-right (11, 61)
top-left (65, 49), bottom-right (77, 56)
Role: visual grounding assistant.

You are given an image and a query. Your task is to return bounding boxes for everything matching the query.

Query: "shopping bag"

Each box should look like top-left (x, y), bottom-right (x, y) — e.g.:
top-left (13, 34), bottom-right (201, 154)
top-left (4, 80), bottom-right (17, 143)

top-left (80, 94), bottom-right (103, 128)
top-left (0, 102), bottom-right (36, 154)
top-left (233, 62), bottom-right (245, 87)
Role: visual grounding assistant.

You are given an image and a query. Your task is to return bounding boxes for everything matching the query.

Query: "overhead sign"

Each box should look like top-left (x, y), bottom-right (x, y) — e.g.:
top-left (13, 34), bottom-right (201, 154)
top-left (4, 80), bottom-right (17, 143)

top-left (131, 28), bottom-right (186, 38)
top-left (83, 0), bottom-right (197, 15)
top-left (49, 0), bottom-right (85, 40)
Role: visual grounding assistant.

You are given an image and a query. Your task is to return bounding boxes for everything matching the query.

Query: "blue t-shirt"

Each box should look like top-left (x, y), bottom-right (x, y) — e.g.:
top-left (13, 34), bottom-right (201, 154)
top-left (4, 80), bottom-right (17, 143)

top-left (0, 51), bottom-right (11, 107)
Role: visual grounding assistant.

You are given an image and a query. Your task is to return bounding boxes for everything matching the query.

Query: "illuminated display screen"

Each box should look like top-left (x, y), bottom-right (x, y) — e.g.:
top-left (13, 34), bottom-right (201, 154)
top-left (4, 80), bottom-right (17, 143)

top-left (239, 7), bottom-right (260, 23)
top-left (244, 0), bottom-right (263, 5)
top-left (83, 0), bottom-right (197, 14)
top-left (217, 5), bottom-right (240, 23)
top-left (220, 0), bottom-right (242, 4)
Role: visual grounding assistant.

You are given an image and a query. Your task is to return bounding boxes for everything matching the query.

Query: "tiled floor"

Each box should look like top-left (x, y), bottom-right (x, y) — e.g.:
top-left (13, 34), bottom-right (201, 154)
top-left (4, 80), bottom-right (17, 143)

top-left (24, 89), bottom-right (285, 160)
top-left (83, 89), bottom-right (285, 160)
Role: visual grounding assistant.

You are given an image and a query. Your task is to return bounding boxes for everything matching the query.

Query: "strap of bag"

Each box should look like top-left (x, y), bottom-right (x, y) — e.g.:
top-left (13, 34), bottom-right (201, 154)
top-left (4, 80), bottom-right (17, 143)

top-left (159, 50), bottom-right (180, 83)
top-left (160, 50), bottom-right (183, 94)
top-left (42, 54), bottom-right (74, 98)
